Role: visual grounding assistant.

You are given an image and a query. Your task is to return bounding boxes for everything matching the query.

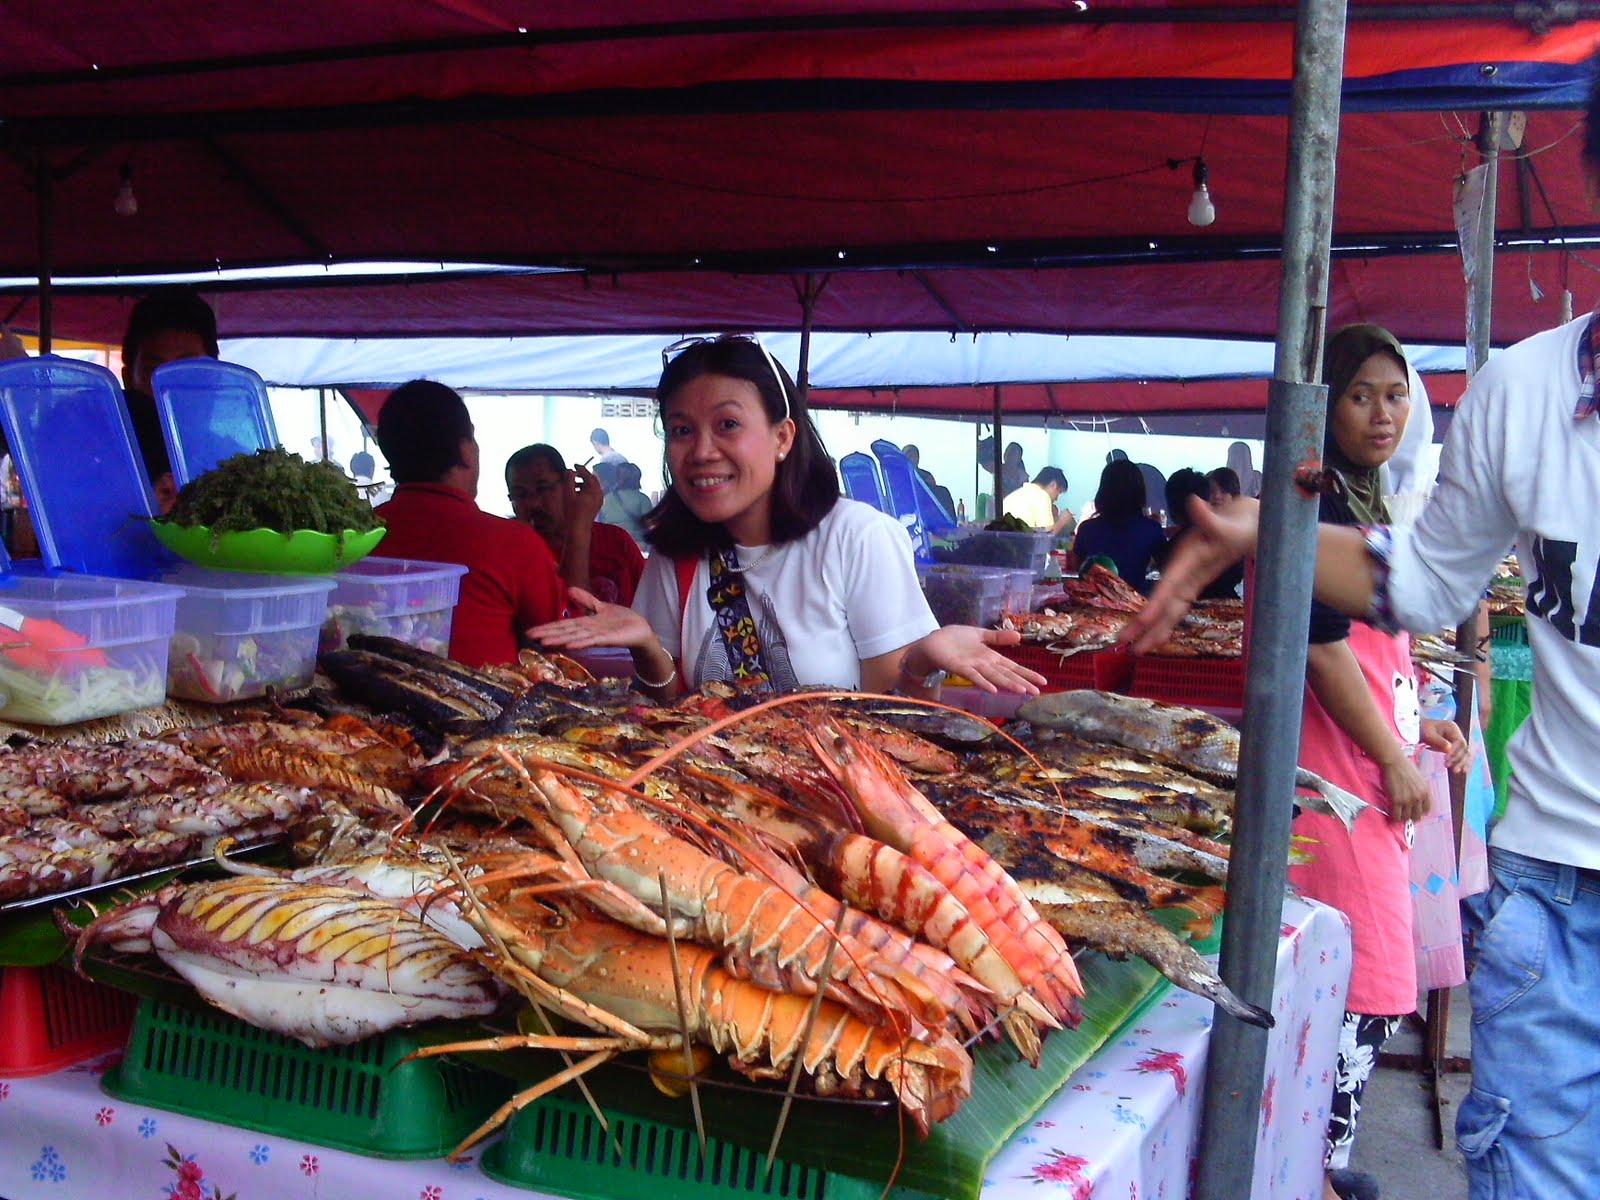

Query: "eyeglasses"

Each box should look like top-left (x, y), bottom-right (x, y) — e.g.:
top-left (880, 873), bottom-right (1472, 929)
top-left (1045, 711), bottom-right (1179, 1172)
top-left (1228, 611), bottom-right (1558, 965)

top-left (660, 333), bottom-right (791, 424)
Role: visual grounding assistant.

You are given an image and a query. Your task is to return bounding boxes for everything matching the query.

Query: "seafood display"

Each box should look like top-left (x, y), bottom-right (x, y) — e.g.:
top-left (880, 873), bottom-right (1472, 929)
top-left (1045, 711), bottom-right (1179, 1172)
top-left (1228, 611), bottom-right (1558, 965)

top-left (74, 874), bottom-right (501, 1046)
top-left (1006, 567), bottom-right (1245, 659)
top-left (1016, 690), bottom-right (1368, 828)
top-left (5, 632), bottom-right (1303, 1149)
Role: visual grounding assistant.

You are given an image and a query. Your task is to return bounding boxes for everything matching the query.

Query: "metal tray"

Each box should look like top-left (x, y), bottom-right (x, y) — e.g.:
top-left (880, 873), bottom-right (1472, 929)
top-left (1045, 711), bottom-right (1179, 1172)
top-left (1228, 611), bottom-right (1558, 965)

top-left (0, 836), bottom-right (283, 915)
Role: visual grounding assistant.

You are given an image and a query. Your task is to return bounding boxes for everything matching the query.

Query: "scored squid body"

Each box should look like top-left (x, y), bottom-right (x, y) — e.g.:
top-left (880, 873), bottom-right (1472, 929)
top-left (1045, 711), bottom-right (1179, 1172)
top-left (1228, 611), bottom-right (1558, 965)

top-left (80, 876), bottom-right (500, 1047)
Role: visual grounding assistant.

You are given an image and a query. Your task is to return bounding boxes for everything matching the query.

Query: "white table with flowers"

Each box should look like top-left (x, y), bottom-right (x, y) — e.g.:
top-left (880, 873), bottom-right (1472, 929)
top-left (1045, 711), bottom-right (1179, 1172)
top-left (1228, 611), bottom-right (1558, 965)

top-left (0, 895), bottom-right (1348, 1200)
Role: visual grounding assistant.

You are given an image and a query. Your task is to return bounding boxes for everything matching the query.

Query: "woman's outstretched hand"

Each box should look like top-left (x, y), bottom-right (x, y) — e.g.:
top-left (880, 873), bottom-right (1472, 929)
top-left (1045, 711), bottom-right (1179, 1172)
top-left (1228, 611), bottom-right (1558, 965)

top-left (526, 587), bottom-right (654, 651)
top-left (1422, 716), bottom-right (1471, 774)
top-left (1122, 496), bottom-right (1262, 653)
top-left (915, 625), bottom-right (1046, 695)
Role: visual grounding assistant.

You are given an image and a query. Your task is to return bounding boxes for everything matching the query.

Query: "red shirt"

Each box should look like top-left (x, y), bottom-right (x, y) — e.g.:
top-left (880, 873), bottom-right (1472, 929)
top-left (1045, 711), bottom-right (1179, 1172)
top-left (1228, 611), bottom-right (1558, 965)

top-left (375, 483), bottom-right (564, 667)
top-left (588, 522), bottom-right (647, 607)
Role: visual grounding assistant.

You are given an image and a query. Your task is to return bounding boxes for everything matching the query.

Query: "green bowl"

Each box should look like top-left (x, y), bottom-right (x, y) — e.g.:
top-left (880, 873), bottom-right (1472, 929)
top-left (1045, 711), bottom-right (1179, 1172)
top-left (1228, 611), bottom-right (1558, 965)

top-left (150, 522), bottom-right (387, 575)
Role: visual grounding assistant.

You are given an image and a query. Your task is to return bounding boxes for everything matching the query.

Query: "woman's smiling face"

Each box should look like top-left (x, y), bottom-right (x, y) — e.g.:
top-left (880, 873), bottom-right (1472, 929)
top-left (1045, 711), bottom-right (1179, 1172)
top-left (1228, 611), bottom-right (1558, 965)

top-left (664, 372), bottom-right (795, 546)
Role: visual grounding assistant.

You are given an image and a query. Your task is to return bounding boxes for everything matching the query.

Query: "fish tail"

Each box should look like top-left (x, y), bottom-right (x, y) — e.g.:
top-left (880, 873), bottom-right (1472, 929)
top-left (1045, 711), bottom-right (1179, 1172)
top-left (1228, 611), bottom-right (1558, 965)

top-left (1295, 771), bottom-right (1369, 831)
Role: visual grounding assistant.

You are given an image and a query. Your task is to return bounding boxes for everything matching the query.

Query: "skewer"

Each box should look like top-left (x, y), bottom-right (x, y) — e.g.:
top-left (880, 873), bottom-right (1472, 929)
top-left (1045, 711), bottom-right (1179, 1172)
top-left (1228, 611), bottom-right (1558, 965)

top-left (765, 901), bottom-right (847, 1178)
top-left (660, 869), bottom-right (707, 1157)
top-left (438, 845), bottom-right (622, 1158)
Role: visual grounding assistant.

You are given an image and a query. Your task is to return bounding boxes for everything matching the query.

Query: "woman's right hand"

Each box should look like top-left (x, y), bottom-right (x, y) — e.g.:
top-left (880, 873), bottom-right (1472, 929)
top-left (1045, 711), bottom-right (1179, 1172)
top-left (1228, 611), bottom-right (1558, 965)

top-left (526, 587), bottom-right (655, 651)
top-left (1378, 752), bottom-right (1431, 824)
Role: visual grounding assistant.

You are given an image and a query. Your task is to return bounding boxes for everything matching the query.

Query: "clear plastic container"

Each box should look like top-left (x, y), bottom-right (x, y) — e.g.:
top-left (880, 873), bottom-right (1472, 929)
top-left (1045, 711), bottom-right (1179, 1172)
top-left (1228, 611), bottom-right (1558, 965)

top-left (0, 573), bottom-right (181, 724)
top-left (163, 567), bottom-right (336, 702)
top-left (995, 567), bottom-right (1036, 615)
top-left (320, 557), bottom-right (469, 656)
top-left (931, 528), bottom-right (1056, 578)
top-left (919, 564), bottom-right (1009, 628)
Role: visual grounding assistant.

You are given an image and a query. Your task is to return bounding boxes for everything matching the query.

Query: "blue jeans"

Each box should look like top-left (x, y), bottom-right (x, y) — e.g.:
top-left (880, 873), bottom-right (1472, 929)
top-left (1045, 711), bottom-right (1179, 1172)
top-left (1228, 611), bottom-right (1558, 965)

top-left (1456, 847), bottom-right (1600, 1199)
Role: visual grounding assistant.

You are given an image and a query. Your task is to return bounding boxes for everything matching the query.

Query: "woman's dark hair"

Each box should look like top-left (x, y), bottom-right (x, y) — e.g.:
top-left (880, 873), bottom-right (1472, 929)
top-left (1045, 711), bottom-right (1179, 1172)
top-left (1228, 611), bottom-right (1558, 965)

top-left (616, 461), bottom-right (643, 489)
top-left (1164, 468), bottom-right (1210, 529)
top-left (1093, 459), bottom-right (1147, 522)
top-left (1206, 466), bottom-right (1241, 498)
top-left (505, 443), bottom-right (564, 480)
top-left (376, 380), bottom-right (473, 485)
top-left (644, 337), bottom-right (838, 557)
top-left (349, 450), bottom-right (376, 479)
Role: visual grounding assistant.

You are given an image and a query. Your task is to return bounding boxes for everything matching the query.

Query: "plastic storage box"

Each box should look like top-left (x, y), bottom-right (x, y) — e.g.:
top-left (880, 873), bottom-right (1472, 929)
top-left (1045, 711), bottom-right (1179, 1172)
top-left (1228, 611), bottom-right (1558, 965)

top-left (919, 564), bottom-right (1009, 628)
top-left (0, 573), bottom-right (180, 724)
top-left (0, 965), bottom-right (139, 1077)
top-left (163, 567), bottom-right (336, 702)
top-left (320, 557), bottom-right (469, 656)
top-left (101, 997), bottom-right (511, 1159)
top-left (931, 529), bottom-right (1056, 578)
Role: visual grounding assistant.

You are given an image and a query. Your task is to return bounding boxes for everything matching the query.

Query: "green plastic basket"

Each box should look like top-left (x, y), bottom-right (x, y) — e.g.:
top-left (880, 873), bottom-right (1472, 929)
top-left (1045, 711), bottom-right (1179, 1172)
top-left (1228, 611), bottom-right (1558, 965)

top-left (482, 1093), bottom-right (917, 1200)
top-left (101, 997), bottom-right (511, 1159)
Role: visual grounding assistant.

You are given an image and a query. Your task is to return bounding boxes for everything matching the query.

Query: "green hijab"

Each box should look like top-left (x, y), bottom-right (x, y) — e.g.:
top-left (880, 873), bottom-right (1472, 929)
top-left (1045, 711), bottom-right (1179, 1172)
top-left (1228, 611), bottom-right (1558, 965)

top-left (1322, 323), bottom-right (1408, 526)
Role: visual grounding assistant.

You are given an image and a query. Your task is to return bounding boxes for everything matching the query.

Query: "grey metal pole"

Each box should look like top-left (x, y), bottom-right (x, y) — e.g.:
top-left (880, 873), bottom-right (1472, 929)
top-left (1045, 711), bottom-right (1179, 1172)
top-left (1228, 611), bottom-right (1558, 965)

top-left (1453, 112), bottom-right (1505, 737)
top-left (1193, 0), bottom-right (1347, 1194)
top-left (991, 384), bottom-right (1004, 516)
top-left (796, 275), bottom-right (817, 406)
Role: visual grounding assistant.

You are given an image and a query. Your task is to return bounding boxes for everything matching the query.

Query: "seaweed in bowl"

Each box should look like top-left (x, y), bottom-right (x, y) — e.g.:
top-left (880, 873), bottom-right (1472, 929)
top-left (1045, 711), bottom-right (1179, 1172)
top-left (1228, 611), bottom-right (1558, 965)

top-left (162, 447), bottom-right (382, 550)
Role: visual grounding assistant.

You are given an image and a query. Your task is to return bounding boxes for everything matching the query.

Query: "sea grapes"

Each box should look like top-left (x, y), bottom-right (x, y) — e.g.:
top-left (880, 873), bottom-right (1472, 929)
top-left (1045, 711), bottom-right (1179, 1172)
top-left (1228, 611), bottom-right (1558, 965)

top-left (165, 447), bottom-right (381, 537)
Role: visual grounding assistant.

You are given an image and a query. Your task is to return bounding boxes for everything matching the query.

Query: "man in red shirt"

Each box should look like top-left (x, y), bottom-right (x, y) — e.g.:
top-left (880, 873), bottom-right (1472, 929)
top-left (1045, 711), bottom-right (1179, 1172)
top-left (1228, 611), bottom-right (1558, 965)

top-left (506, 443), bottom-right (646, 606)
top-left (374, 381), bottom-right (565, 667)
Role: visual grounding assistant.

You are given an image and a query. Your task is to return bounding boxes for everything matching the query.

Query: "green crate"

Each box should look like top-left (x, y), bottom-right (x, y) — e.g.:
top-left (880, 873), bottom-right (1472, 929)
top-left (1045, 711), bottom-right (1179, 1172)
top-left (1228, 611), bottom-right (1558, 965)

top-left (482, 1092), bottom-right (916, 1200)
top-left (101, 997), bottom-right (512, 1159)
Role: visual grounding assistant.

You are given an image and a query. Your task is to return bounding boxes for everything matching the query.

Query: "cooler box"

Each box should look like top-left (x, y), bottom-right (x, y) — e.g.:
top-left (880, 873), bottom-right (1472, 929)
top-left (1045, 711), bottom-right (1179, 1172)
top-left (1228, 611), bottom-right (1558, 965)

top-left (0, 573), bottom-right (180, 724)
top-left (919, 564), bottom-right (1009, 628)
top-left (163, 567), bottom-right (336, 702)
top-left (320, 557), bottom-right (468, 656)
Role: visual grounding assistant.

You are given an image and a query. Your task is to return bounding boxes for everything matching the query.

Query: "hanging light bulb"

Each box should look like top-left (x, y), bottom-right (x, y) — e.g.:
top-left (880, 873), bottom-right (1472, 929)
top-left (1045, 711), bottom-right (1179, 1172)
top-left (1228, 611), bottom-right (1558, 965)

top-left (114, 163), bottom-right (138, 217)
top-left (1187, 158), bottom-right (1215, 227)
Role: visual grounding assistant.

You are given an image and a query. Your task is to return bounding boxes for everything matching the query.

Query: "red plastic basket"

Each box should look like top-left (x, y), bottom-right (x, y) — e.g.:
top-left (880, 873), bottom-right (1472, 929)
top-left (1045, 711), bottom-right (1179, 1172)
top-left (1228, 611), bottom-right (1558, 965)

top-left (999, 643), bottom-right (1135, 693)
top-left (1126, 655), bottom-right (1245, 710)
top-left (0, 964), bottom-right (137, 1077)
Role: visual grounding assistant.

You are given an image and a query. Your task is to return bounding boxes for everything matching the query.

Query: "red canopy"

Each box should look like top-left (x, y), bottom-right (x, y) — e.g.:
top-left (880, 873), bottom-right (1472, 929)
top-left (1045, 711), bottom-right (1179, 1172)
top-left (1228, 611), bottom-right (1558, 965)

top-left (3, 4), bottom-right (1598, 353)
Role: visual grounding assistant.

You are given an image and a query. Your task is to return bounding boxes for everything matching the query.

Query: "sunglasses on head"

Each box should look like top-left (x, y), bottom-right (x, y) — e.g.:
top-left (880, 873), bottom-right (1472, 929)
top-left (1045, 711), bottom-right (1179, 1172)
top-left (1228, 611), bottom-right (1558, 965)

top-left (660, 333), bottom-right (791, 425)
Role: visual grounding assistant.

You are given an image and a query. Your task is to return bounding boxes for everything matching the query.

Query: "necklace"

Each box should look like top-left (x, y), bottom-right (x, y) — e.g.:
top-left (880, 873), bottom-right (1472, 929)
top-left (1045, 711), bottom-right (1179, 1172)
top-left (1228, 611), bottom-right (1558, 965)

top-left (729, 543), bottom-right (780, 573)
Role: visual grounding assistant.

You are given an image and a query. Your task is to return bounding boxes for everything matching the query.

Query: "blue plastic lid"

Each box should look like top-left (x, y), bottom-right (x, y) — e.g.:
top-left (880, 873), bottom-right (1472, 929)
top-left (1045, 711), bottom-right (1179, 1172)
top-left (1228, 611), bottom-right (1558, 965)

top-left (0, 355), bottom-right (168, 578)
top-left (152, 359), bottom-right (279, 486)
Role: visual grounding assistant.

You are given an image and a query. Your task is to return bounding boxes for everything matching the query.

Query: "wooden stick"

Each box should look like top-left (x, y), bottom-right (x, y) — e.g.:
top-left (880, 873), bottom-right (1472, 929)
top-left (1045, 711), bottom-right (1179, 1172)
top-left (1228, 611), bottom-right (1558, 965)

top-left (765, 902), bottom-right (847, 1177)
top-left (660, 870), bottom-right (708, 1157)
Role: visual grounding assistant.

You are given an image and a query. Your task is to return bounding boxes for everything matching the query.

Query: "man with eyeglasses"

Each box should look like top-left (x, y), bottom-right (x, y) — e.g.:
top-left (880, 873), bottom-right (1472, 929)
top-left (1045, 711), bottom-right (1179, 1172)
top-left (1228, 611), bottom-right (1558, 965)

top-left (507, 443), bottom-right (645, 606)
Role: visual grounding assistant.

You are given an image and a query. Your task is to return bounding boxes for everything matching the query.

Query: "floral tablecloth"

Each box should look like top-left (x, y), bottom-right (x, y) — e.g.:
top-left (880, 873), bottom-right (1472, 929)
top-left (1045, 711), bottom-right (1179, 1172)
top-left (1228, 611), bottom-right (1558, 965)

top-left (0, 896), bottom-right (1348, 1200)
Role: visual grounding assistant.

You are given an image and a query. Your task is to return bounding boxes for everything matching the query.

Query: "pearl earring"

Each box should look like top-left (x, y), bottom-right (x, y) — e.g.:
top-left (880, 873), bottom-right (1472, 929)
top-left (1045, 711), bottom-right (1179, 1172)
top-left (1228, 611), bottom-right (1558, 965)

top-left (777, 453), bottom-right (786, 462)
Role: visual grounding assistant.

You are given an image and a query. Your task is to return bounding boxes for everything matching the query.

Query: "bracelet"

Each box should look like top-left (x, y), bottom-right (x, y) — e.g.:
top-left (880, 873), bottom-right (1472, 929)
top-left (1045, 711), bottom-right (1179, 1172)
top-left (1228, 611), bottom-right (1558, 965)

top-left (635, 662), bottom-right (678, 689)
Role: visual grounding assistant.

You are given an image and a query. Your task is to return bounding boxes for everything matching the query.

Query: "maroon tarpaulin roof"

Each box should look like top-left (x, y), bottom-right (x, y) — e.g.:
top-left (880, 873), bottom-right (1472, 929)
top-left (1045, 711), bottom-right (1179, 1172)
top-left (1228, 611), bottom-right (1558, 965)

top-left (3, 5), bottom-right (1599, 351)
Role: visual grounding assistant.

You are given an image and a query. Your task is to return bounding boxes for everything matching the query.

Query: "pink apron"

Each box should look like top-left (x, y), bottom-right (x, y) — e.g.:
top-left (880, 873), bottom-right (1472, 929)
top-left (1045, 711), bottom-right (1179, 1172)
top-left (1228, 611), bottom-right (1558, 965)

top-left (1288, 622), bottom-right (1420, 1016)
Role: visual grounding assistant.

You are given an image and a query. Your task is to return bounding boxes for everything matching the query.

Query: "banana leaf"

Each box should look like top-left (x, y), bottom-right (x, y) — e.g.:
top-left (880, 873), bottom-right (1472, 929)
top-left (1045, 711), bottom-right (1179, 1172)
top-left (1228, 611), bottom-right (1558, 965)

top-left (462, 946), bottom-right (1170, 1200)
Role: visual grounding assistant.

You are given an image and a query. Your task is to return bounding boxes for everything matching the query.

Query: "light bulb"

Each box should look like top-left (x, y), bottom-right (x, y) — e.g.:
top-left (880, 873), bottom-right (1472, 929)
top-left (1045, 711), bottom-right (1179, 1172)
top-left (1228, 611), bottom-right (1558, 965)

top-left (1186, 157), bottom-right (1215, 227)
top-left (114, 163), bottom-right (138, 217)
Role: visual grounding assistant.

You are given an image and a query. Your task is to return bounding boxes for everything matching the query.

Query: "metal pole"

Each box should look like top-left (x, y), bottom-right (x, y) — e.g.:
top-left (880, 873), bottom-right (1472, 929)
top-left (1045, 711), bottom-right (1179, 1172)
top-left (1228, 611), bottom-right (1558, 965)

top-left (1454, 112), bottom-right (1505, 739)
top-left (1193, 0), bottom-right (1347, 1194)
top-left (318, 387), bottom-right (329, 461)
top-left (991, 384), bottom-right (1004, 516)
top-left (795, 276), bottom-right (817, 406)
top-left (35, 157), bottom-right (53, 354)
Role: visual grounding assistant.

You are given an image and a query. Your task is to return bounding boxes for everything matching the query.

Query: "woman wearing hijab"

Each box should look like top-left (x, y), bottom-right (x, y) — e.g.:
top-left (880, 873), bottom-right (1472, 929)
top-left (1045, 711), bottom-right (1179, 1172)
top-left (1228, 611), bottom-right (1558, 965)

top-left (1295, 325), bottom-right (1468, 1200)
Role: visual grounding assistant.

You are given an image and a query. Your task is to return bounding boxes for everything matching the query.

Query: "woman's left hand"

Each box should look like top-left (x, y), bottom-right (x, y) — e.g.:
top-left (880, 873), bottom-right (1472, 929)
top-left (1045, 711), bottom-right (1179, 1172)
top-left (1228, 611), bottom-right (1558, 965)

top-left (912, 626), bottom-right (1045, 696)
top-left (1422, 716), bottom-right (1471, 774)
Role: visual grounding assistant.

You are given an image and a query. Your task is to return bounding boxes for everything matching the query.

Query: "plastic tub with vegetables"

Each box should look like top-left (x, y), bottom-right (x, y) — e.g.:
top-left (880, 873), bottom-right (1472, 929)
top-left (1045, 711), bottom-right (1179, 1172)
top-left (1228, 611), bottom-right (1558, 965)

top-left (163, 568), bottom-right (336, 703)
top-left (0, 574), bottom-right (181, 725)
top-left (320, 558), bottom-right (468, 656)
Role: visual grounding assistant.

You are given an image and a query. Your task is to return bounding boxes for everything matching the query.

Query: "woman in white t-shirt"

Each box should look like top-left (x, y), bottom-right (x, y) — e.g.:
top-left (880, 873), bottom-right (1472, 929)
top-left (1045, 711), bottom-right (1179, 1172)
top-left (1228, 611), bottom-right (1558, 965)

top-left (528, 334), bottom-right (1043, 701)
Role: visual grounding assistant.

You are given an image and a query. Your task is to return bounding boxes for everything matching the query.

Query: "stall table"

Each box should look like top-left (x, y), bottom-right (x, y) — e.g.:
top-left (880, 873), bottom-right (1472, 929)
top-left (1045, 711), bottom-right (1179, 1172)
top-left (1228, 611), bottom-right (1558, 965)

top-left (0, 897), bottom-right (1347, 1200)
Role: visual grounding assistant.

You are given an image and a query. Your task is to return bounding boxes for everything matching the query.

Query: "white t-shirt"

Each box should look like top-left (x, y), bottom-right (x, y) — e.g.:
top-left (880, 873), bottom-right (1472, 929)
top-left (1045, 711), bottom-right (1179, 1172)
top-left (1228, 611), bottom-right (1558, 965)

top-left (1387, 312), bottom-right (1600, 869)
top-left (632, 499), bottom-right (937, 691)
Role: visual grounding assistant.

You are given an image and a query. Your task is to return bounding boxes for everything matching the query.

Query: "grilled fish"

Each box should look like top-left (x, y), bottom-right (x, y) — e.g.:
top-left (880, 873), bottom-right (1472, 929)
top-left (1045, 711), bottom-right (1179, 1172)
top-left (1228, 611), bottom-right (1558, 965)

top-left (1016, 691), bottom-right (1367, 829)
